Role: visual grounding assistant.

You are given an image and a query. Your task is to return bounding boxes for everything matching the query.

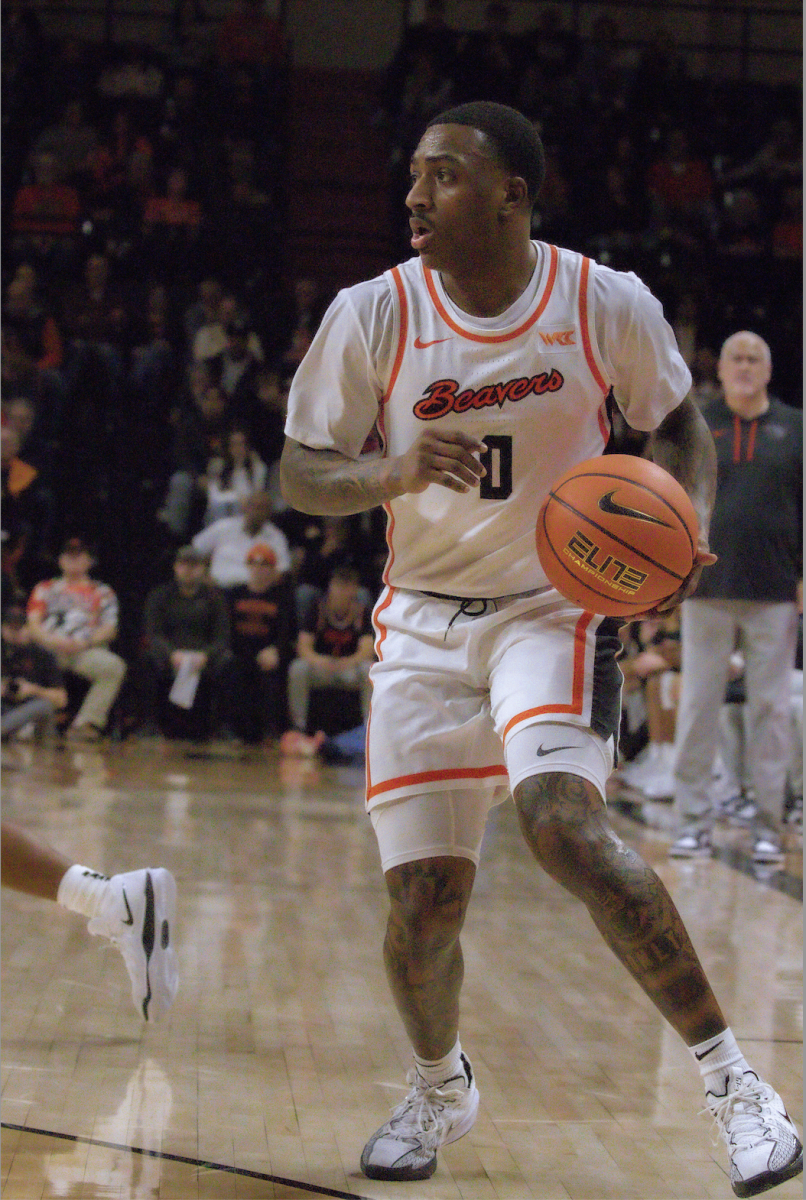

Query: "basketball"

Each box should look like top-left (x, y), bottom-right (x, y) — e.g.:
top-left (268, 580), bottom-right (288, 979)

top-left (536, 455), bottom-right (699, 618)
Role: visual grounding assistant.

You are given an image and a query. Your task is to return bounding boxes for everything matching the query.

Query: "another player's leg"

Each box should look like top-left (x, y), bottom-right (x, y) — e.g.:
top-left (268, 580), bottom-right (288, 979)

top-left (514, 770), bottom-right (802, 1197)
top-left (2, 820), bottom-right (178, 1022)
top-left (360, 793), bottom-right (484, 1181)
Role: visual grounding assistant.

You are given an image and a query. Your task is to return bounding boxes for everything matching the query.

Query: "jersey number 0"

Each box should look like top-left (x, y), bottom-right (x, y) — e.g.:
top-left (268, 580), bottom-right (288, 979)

top-left (479, 434), bottom-right (512, 500)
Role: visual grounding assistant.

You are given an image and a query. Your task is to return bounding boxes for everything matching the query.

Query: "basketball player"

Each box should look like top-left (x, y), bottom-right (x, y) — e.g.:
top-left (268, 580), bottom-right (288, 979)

top-left (280, 103), bottom-right (801, 1195)
top-left (1, 821), bottom-right (178, 1022)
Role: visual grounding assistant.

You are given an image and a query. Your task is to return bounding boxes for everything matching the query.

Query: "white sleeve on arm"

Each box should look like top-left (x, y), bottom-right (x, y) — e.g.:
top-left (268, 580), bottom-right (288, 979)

top-left (592, 265), bottom-right (692, 432)
top-left (284, 277), bottom-right (394, 458)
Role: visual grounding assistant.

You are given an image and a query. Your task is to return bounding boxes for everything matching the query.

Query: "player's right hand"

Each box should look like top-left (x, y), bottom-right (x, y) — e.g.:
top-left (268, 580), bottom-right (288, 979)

top-left (392, 431), bottom-right (487, 495)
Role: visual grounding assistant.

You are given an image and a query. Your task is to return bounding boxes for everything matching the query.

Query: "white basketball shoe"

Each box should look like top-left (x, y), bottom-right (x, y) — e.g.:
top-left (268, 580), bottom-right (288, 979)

top-left (361, 1053), bottom-right (479, 1181)
top-left (88, 868), bottom-right (178, 1021)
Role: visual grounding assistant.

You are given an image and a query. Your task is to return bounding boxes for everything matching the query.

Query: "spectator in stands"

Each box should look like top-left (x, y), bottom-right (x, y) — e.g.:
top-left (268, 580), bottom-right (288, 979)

top-left (1, 602), bottom-right (67, 742)
top-left (158, 363), bottom-right (234, 540)
top-left (84, 104), bottom-right (154, 230)
top-left (192, 293), bottom-right (264, 365)
top-left (3, 263), bottom-right (64, 372)
top-left (227, 542), bottom-right (296, 742)
top-left (58, 250), bottom-right (130, 364)
top-left (202, 425), bottom-right (268, 526)
top-left (26, 536), bottom-right (126, 743)
top-left (139, 543), bottom-right (237, 741)
top-left (208, 311), bottom-right (264, 428)
top-left (9, 151), bottom-right (83, 277)
top-left (192, 489), bottom-right (291, 589)
top-left (772, 183), bottom-right (802, 262)
top-left (30, 98), bottom-right (98, 189)
top-left (183, 276), bottom-right (224, 361)
top-left (277, 278), bottom-right (325, 374)
top-left (294, 515), bottom-right (369, 627)
top-left (646, 128), bottom-right (716, 256)
top-left (141, 165), bottom-right (204, 277)
top-left (614, 614), bottom-right (681, 799)
top-left (286, 565), bottom-right (374, 738)
top-left (0, 323), bottom-right (65, 478)
top-left (1, 423), bottom-right (54, 597)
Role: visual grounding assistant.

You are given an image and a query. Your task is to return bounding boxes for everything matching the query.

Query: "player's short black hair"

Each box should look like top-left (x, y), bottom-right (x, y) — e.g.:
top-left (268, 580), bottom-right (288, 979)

top-left (426, 101), bottom-right (546, 203)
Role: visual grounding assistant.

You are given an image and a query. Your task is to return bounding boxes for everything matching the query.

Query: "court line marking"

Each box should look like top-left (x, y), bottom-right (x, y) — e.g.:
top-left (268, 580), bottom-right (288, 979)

top-left (1, 1122), bottom-right (374, 1200)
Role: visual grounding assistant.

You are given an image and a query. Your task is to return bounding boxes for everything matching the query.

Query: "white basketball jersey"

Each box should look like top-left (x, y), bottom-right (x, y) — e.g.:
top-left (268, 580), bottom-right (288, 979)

top-left (379, 244), bottom-right (612, 596)
top-left (285, 241), bottom-right (689, 599)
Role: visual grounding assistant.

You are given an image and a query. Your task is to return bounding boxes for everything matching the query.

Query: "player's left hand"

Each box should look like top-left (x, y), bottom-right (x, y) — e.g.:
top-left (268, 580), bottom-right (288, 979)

top-left (634, 547), bottom-right (717, 618)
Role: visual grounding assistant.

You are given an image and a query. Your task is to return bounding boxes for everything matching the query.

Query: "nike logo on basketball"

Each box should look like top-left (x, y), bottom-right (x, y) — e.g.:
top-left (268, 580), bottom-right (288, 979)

top-left (536, 744), bottom-right (578, 757)
top-left (694, 1039), bottom-right (723, 1060)
top-left (414, 335), bottom-right (452, 349)
top-left (597, 490), bottom-right (673, 527)
top-left (121, 888), bottom-right (135, 925)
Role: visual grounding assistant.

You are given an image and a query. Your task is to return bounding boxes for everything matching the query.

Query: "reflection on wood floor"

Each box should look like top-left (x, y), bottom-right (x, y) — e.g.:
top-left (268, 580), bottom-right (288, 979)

top-left (1, 739), bottom-right (802, 1199)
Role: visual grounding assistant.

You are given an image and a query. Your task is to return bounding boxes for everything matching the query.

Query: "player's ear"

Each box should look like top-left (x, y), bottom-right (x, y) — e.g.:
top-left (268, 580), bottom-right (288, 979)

top-left (500, 175), bottom-right (529, 216)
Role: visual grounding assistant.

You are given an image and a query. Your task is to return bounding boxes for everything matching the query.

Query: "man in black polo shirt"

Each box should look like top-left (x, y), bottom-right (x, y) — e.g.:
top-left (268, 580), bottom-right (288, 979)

top-left (670, 331), bottom-right (802, 862)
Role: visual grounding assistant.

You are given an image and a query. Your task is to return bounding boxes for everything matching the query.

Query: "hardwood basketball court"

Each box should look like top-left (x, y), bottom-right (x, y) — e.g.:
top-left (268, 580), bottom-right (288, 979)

top-left (2, 739), bottom-right (802, 1199)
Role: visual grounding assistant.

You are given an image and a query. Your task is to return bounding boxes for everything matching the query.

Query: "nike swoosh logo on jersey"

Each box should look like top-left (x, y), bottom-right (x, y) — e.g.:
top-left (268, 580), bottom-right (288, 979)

top-left (694, 1039), bottom-right (723, 1060)
top-left (597, 490), bottom-right (674, 527)
top-left (121, 888), bottom-right (135, 926)
top-left (536, 744), bottom-right (579, 757)
top-left (414, 335), bottom-right (453, 349)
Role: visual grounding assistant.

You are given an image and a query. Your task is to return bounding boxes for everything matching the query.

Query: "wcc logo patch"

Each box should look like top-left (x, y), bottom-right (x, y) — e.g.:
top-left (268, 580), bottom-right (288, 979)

top-left (538, 328), bottom-right (576, 349)
top-left (413, 370), bottom-right (564, 420)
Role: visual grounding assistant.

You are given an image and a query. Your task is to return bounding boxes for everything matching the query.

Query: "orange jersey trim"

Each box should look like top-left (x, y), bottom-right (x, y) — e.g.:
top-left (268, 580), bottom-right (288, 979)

top-left (386, 267), bottom-right (409, 402)
top-left (578, 256), bottom-right (609, 397)
top-left (367, 763), bottom-right (508, 802)
top-left (502, 609), bottom-right (595, 741)
top-left (423, 244), bottom-right (559, 344)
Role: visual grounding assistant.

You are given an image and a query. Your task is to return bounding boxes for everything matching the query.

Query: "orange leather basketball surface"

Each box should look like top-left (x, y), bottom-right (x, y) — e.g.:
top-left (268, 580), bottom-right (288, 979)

top-left (536, 455), bottom-right (699, 617)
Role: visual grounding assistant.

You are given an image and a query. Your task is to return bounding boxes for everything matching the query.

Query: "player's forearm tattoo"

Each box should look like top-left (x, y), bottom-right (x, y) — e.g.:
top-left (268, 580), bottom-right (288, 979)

top-left (515, 773), bottom-right (725, 1041)
top-left (280, 439), bottom-right (394, 515)
top-left (382, 858), bottom-right (475, 1058)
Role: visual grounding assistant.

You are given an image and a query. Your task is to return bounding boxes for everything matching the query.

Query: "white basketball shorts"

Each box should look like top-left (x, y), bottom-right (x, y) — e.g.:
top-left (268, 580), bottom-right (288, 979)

top-left (367, 586), bottom-right (623, 812)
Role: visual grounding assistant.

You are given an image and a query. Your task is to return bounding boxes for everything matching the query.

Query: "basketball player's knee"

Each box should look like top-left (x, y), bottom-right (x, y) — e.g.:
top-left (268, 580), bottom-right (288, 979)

top-left (514, 777), bottom-right (607, 881)
top-left (385, 859), bottom-right (472, 959)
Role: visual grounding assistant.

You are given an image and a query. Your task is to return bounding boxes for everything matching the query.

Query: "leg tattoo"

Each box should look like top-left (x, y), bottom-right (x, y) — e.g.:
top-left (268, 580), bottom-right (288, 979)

top-left (383, 856), bottom-right (476, 1059)
top-left (515, 773), bottom-right (726, 1044)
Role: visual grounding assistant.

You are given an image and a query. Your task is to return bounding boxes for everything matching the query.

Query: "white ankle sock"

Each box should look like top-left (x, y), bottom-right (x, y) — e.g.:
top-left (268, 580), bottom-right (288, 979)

top-left (413, 1040), bottom-right (464, 1086)
top-left (56, 864), bottom-right (111, 919)
top-left (689, 1028), bottom-right (748, 1093)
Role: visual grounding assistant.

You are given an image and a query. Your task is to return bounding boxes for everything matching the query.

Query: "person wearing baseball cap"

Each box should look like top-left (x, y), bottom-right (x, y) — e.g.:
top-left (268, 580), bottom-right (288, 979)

top-left (26, 538), bottom-right (126, 742)
top-left (225, 542), bottom-right (297, 742)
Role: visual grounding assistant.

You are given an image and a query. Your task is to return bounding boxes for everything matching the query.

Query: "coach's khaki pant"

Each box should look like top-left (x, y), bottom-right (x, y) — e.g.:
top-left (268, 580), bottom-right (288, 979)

top-left (673, 598), bottom-right (798, 829)
top-left (57, 647), bottom-right (127, 731)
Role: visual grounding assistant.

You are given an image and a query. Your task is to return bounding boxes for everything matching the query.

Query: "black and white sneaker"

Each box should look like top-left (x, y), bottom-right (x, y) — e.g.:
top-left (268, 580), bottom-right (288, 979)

top-left (705, 1067), bottom-right (803, 1197)
top-left (88, 868), bottom-right (178, 1021)
top-left (361, 1053), bottom-right (479, 1181)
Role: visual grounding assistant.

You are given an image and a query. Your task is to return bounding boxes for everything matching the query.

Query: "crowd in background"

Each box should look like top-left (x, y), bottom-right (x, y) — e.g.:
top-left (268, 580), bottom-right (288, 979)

top-left (1, 0), bottom-right (801, 743)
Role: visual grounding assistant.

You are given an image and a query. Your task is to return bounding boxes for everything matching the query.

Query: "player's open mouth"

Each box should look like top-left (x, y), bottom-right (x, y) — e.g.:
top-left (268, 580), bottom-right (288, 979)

top-left (409, 218), bottom-right (434, 250)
